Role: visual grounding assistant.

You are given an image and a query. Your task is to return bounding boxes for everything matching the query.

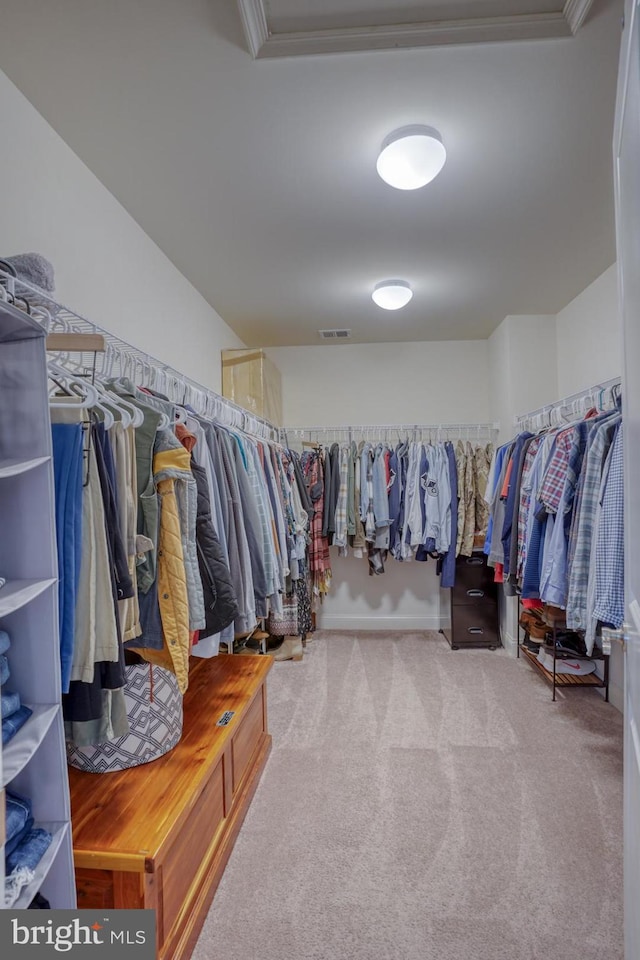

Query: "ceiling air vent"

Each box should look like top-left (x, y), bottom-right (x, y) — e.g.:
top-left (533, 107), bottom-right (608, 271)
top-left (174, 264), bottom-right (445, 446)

top-left (318, 328), bottom-right (352, 341)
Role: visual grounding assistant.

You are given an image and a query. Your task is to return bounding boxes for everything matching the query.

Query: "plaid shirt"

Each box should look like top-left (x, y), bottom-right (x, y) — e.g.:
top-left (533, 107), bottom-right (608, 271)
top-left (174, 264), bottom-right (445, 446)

top-left (539, 427), bottom-right (574, 514)
top-left (593, 425), bottom-right (624, 628)
top-left (538, 422), bottom-right (591, 607)
top-left (566, 414), bottom-right (620, 630)
top-left (516, 436), bottom-right (543, 579)
top-left (333, 445), bottom-right (350, 552)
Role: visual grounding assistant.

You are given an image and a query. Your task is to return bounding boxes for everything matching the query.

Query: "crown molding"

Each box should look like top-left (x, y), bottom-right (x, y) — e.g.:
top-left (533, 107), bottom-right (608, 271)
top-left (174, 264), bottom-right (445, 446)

top-left (258, 14), bottom-right (570, 57)
top-left (563, 0), bottom-right (596, 34)
top-left (236, 0), bottom-right (269, 59)
top-left (235, 2), bottom-right (594, 59)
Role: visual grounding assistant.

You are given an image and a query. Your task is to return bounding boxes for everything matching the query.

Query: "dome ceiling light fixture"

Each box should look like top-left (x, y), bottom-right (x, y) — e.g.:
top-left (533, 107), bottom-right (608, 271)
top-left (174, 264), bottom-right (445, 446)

top-left (376, 124), bottom-right (446, 190)
top-left (372, 280), bottom-right (413, 310)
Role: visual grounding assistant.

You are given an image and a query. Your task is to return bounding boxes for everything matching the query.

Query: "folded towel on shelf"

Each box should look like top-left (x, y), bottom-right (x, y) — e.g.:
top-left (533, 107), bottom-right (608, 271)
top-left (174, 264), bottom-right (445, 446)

top-left (0, 629), bottom-right (10, 655)
top-left (4, 866), bottom-right (35, 908)
top-left (2, 704), bottom-right (32, 744)
top-left (1, 690), bottom-right (22, 720)
top-left (6, 827), bottom-right (53, 875)
top-left (0, 253), bottom-right (55, 293)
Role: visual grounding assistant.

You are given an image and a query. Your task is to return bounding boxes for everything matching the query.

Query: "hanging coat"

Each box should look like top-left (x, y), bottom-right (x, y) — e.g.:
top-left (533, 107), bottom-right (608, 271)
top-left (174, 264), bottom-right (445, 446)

top-left (191, 459), bottom-right (239, 637)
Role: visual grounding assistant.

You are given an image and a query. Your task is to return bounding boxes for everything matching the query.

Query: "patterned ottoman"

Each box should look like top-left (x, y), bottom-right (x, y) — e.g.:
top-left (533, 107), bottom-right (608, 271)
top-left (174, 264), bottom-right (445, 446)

top-left (67, 664), bottom-right (183, 773)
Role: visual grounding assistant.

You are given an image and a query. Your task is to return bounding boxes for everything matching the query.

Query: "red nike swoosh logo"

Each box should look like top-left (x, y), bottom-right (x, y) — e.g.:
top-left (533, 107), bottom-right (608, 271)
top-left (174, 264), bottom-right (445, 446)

top-left (564, 662), bottom-right (581, 669)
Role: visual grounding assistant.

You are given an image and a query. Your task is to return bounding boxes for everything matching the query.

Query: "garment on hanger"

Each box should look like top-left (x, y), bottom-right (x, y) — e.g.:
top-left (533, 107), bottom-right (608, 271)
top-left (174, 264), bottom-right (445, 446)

top-left (486, 396), bottom-right (623, 655)
top-left (284, 434), bottom-right (491, 589)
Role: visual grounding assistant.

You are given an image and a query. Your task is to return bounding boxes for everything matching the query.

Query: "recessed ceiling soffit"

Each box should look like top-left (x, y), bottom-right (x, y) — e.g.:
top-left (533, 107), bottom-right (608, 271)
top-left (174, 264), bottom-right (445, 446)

top-left (236, 0), bottom-right (596, 58)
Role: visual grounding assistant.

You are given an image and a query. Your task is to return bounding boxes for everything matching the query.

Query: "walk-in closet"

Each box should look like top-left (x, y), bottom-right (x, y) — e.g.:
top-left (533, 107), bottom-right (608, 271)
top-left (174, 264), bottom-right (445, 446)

top-left (0, 1), bottom-right (637, 958)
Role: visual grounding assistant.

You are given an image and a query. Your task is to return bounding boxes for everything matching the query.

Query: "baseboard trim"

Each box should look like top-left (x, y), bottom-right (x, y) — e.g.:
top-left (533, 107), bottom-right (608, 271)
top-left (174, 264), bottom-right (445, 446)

top-left (317, 615), bottom-right (444, 632)
top-left (501, 629), bottom-right (518, 657)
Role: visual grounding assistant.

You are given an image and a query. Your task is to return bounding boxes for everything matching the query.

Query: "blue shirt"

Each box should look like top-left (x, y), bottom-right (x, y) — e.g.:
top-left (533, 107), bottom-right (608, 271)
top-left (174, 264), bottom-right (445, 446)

top-left (484, 443), bottom-right (510, 556)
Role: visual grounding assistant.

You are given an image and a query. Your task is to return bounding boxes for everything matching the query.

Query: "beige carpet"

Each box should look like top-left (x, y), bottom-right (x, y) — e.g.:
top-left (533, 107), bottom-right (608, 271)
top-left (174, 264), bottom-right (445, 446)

top-left (193, 631), bottom-right (624, 960)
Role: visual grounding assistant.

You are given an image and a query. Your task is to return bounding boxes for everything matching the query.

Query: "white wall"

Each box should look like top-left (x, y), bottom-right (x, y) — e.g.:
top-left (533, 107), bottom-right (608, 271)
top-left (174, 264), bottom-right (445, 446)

top-left (0, 68), bottom-right (243, 391)
top-left (268, 340), bottom-right (493, 632)
top-left (321, 556), bottom-right (443, 632)
top-left (488, 318), bottom-right (512, 441)
top-left (555, 263), bottom-right (620, 397)
top-left (268, 340), bottom-right (491, 426)
top-left (489, 314), bottom-right (558, 439)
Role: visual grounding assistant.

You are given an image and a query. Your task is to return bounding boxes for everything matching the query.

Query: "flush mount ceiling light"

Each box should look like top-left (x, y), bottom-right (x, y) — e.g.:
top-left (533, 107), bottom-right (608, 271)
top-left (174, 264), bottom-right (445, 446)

top-left (376, 124), bottom-right (446, 190)
top-left (372, 280), bottom-right (413, 310)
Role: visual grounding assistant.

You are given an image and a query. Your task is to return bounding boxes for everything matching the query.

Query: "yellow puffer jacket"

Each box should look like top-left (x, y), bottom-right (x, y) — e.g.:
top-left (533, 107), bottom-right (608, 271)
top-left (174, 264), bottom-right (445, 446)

top-left (130, 444), bottom-right (191, 693)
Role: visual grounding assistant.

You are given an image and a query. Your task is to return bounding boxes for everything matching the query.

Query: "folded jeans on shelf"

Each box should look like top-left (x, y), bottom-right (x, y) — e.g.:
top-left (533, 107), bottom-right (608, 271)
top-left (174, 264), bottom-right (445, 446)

top-left (0, 628), bottom-right (9, 655)
top-left (1, 689), bottom-right (21, 720)
top-left (4, 817), bottom-right (35, 858)
top-left (5, 790), bottom-right (32, 844)
top-left (2, 704), bottom-right (33, 745)
top-left (0, 654), bottom-right (9, 686)
top-left (6, 828), bottom-right (53, 875)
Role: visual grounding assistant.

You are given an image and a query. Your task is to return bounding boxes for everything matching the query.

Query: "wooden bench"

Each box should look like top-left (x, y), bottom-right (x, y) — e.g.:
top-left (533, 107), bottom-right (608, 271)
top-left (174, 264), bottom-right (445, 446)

top-left (68, 654), bottom-right (273, 960)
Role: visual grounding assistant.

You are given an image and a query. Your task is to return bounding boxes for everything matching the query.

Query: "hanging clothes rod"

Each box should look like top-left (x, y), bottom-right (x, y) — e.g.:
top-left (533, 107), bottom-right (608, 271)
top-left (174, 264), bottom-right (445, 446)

top-left (284, 421), bottom-right (499, 440)
top-left (514, 376), bottom-right (621, 426)
top-left (0, 268), bottom-right (278, 441)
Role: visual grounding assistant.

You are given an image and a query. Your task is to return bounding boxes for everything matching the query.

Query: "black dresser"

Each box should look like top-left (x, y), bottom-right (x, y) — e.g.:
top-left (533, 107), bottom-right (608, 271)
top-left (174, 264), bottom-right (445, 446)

top-left (441, 551), bottom-right (500, 650)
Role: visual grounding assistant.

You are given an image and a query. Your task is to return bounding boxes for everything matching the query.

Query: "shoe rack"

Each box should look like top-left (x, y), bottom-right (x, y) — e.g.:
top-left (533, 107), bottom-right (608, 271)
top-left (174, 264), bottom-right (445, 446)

top-left (517, 599), bottom-right (610, 702)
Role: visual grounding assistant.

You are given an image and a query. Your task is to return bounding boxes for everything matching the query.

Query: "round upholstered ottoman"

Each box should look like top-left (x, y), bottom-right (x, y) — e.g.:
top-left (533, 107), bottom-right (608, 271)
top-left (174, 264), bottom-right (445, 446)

top-left (67, 664), bottom-right (183, 773)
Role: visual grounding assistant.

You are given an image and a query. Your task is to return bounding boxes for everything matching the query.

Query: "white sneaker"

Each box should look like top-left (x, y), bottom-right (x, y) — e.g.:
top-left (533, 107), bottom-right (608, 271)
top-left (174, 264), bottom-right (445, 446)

top-left (537, 651), bottom-right (596, 675)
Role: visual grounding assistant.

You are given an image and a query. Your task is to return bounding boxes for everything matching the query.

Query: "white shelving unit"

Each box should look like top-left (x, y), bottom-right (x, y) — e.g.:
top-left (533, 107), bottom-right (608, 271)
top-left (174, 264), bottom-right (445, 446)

top-left (0, 299), bottom-right (76, 909)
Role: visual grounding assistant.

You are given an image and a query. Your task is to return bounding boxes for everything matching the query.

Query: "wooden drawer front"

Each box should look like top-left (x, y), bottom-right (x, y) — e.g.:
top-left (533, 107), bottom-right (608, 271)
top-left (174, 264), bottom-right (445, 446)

top-left (452, 602), bottom-right (498, 644)
top-left (231, 691), bottom-right (264, 794)
top-left (454, 554), bottom-right (494, 595)
top-left (160, 760), bottom-right (225, 944)
top-left (453, 584), bottom-right (497, 607)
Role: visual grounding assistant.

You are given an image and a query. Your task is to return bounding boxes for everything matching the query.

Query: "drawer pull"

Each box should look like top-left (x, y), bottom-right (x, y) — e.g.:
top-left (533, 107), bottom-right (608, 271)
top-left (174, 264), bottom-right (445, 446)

top-left (466, 557), bottom-right (483, 566)
top-left (467, 589), bottom-right (485, 598)
top-left (467, 627), bottom-right (484, 635)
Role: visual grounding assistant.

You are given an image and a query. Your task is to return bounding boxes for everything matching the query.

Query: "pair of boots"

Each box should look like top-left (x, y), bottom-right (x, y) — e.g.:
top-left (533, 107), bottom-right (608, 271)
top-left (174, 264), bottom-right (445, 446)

top-left (273, 635), bottom-right (304, 662)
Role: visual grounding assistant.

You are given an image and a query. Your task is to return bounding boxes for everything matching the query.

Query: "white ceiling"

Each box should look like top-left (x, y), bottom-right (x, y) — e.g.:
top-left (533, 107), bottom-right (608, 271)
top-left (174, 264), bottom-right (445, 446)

top-left (0, 0), bottom-right (622, 347)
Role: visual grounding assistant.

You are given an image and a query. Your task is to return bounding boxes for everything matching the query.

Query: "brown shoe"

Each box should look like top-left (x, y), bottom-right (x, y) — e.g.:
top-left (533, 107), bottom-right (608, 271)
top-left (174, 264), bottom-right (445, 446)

top-left (542, 604), bottom-right (566, 626)
top-left (519, 610), bottom-right (547, 639)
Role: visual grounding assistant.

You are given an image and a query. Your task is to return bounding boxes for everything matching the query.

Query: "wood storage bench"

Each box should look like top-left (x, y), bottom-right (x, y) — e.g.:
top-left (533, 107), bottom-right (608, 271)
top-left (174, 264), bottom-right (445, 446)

top-left (68, 654), bottom-right (273, 960)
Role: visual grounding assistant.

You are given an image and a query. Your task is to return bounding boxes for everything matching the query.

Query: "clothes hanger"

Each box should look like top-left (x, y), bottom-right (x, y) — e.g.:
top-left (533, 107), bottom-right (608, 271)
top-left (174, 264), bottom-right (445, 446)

top-left (90, 380), bottom-right (132, 428)
top-left (105, 382), bottom-right (144, 428)
top-left (48, 365), bottom-right (101, 411)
